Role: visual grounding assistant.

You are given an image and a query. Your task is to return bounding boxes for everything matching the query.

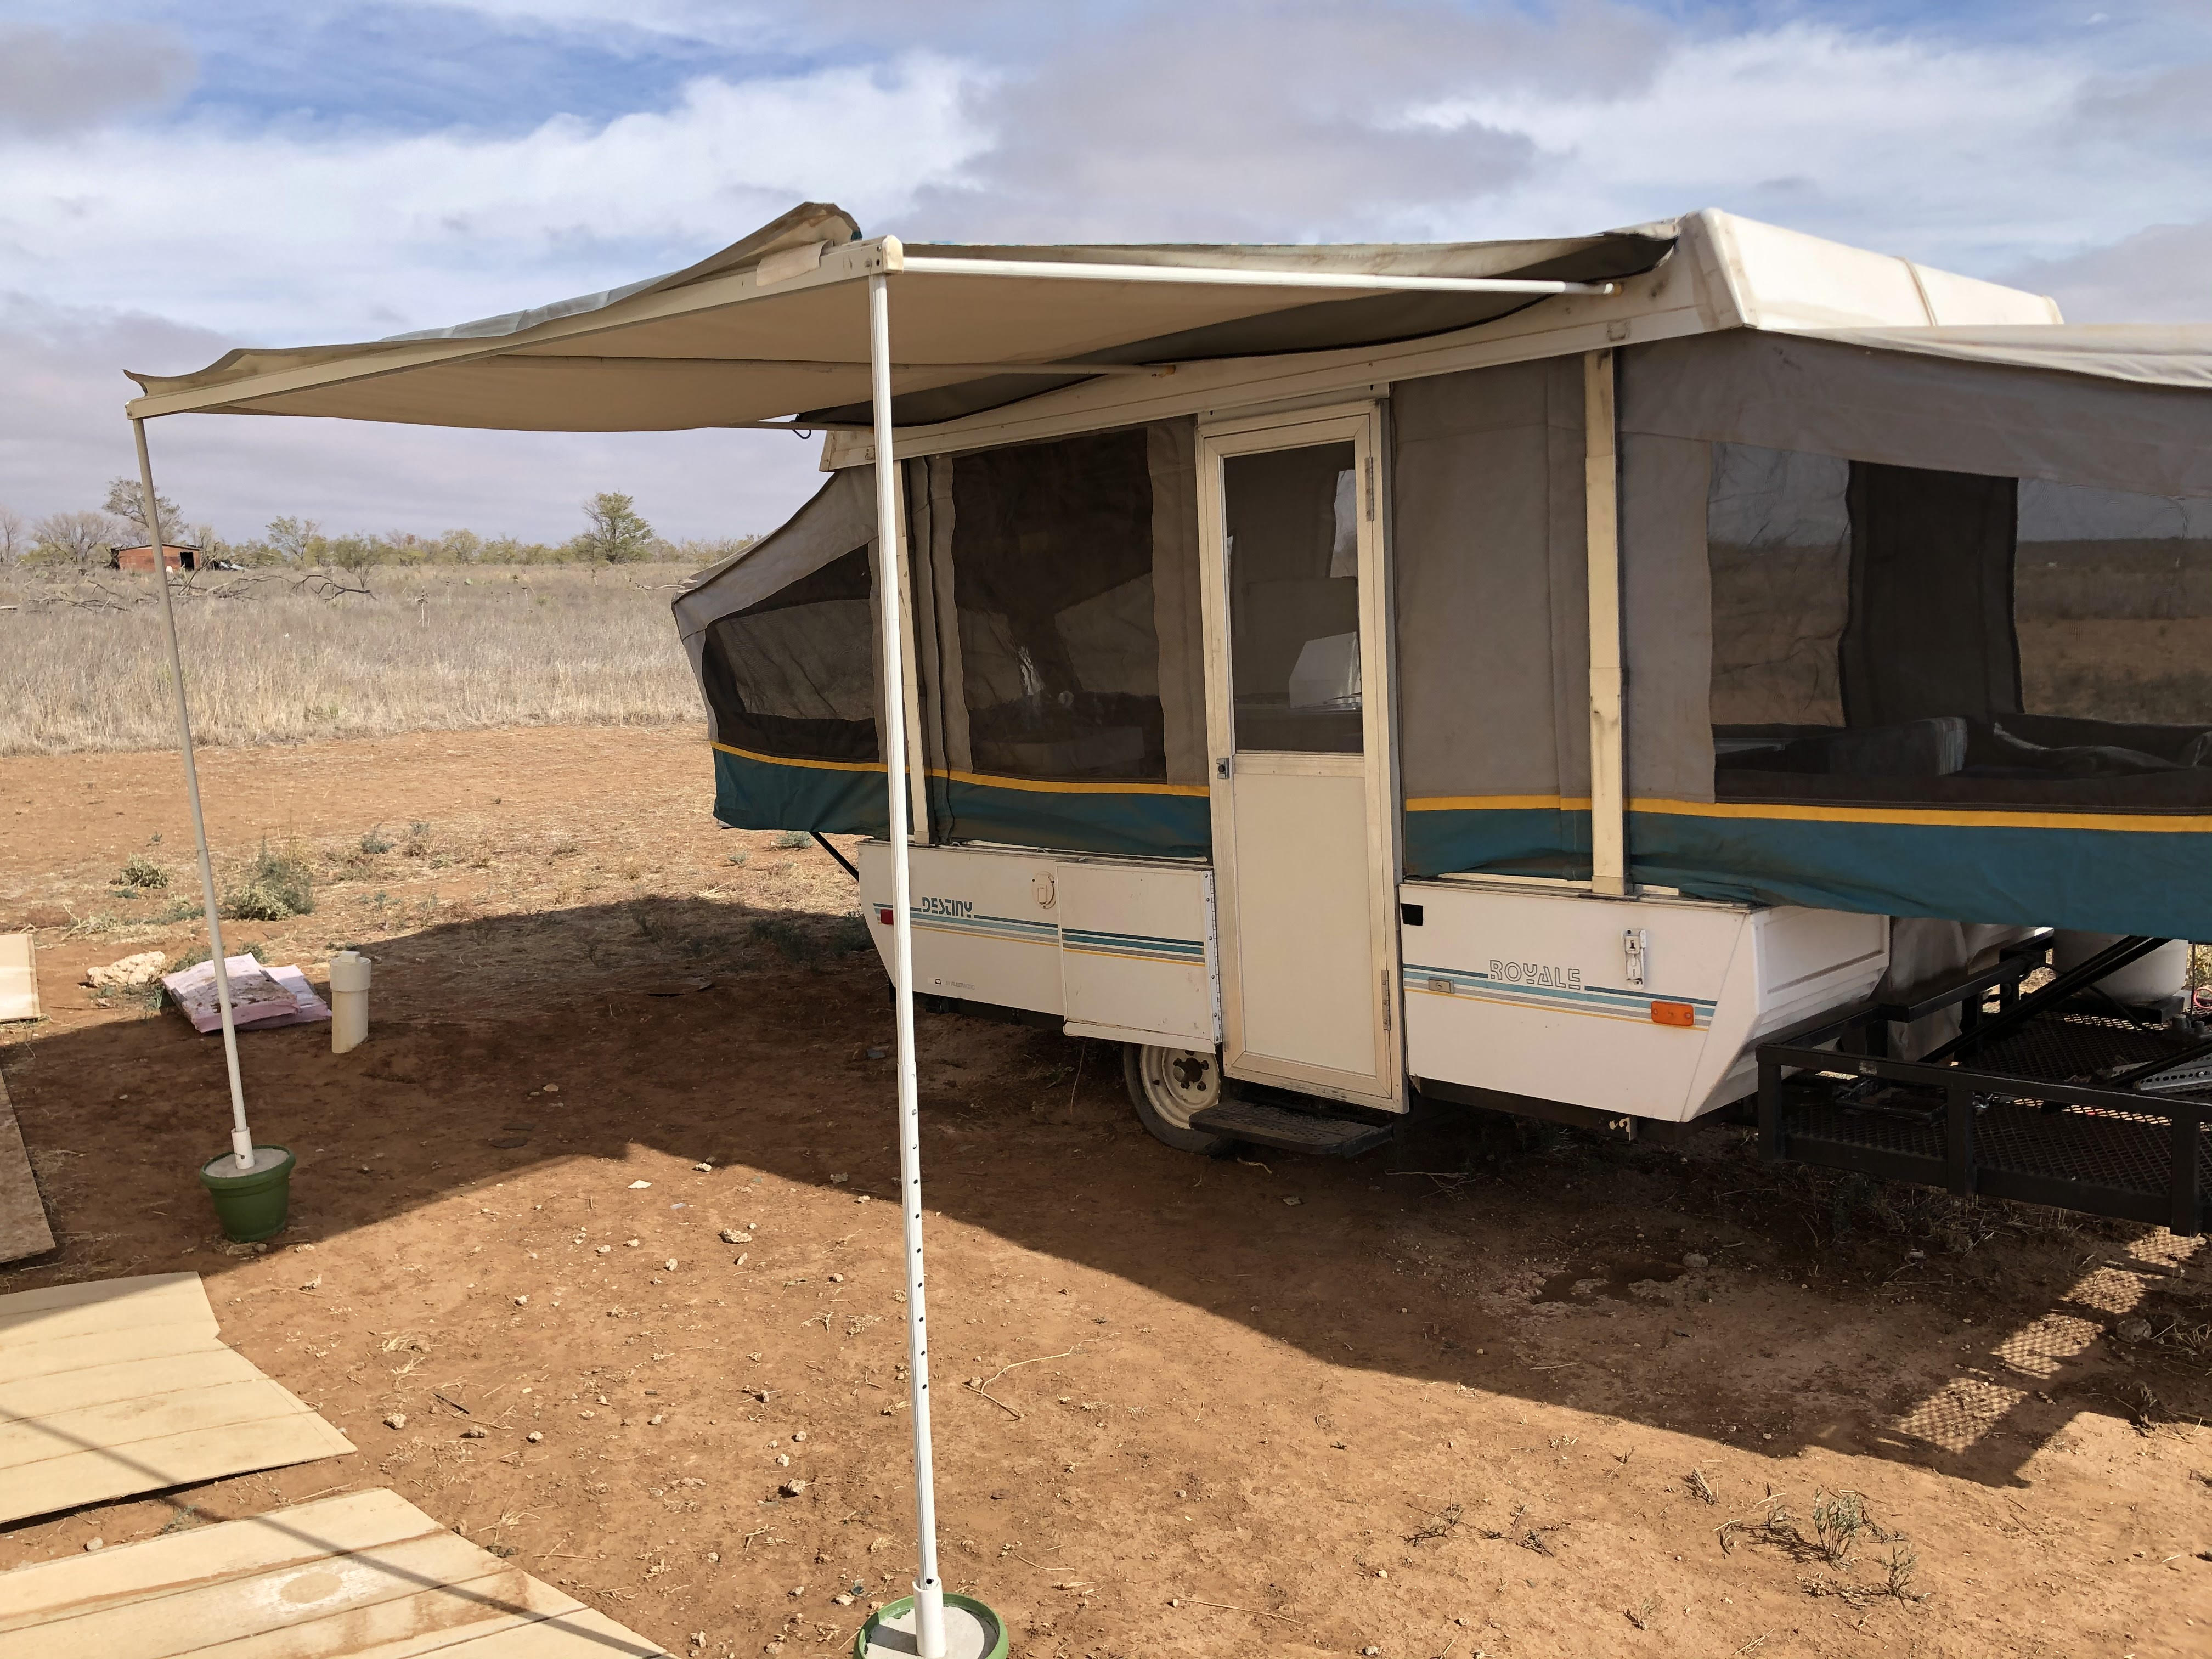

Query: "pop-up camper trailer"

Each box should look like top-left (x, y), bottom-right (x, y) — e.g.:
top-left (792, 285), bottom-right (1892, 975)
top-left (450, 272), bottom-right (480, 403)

top-left (129, 203), bottom-right (2212, 1236)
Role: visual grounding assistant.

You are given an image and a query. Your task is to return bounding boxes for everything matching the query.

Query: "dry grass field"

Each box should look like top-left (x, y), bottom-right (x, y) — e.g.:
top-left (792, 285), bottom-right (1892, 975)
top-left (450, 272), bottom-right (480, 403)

top-left (0, 562), bottom-right (705, 755)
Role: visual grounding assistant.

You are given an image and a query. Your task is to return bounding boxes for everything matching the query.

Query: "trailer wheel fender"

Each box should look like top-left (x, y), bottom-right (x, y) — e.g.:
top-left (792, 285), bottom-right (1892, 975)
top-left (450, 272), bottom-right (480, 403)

top-left (1122, 1043), bottom-right (1231, 1155)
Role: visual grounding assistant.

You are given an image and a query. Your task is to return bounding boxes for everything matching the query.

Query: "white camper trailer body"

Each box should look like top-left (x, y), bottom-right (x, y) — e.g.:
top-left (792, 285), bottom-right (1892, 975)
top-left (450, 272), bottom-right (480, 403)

top-left (859, 843), bottom-right (1891, 1125)
top-left (129, 200), bottom-right (2212, 1223)
top-left (836, 210), bottom-right (2033, 1132)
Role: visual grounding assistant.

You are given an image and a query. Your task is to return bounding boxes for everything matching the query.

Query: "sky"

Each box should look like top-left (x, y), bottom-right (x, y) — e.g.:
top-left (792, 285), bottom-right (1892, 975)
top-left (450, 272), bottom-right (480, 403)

top-left (2, 1), bottom-right (2209, 546)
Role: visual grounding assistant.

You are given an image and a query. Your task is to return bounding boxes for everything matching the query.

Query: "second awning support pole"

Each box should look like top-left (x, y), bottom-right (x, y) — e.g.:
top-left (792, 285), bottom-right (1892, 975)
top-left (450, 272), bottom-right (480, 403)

top-left (869, 269), bottom-right (949, 1659)
top-left (134, 417), bottom-right (255, 1169)
top-left (1583, 348), bottom-right (1628, 899)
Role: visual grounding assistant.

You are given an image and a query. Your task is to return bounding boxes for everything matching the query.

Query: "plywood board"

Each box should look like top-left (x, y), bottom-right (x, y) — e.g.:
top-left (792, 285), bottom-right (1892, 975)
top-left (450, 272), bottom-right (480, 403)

top-left (0, 1273), bottom-right (352, 1525)
top-left (0, 1488), bottom-right (672, 1658)
top-left (0, 1065), bottom-right (53, 1263)
top-left (0, 933), bottom-right (36, 1023)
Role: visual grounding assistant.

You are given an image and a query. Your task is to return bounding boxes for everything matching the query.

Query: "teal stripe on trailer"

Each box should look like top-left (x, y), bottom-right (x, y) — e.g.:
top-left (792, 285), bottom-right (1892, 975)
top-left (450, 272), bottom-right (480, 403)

top-left (1406, 802), bottom-right (2212, 940)
top-left (933, 776), bottom-right (1211, 861)
top-left (713, 746), bottom-right (887, 837)
top-left (1628, 809), bottom-right (2212, 941)
top-left (1403, 805), bottom-right (1590, 883)
top-left (1061, 928), bottom-right (1205, 961)
top-left (912, 912), bottom-right (1060, 944)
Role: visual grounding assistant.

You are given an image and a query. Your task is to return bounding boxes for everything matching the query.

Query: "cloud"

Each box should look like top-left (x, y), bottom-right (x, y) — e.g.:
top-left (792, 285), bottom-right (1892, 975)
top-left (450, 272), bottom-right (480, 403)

top-left (2004, 218), bottom-right (2212, 323)
top-left (2074, 60), bottom-right (2212, 140)
top-left (0, 23), bottom-right (196, 136)
top-left (5, 2), bottom-right (2212, 541)
top-left (905, 1), bottom-right (1672, 242)
top-left (0, 293), bottom-right (826, 543)
top-left (1397, 16), bottom-right (2212, 323)
top-left (0, 54), bottom-right (983, 341)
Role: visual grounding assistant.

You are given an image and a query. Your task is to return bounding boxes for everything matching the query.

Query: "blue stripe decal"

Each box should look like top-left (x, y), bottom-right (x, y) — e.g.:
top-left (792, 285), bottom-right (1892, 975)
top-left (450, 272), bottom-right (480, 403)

top-left (892, 912), bottom-right (1203, 964)
top-left (1061, 927), bottom-right (1205, 963)
top-left (1402, 962), bottom-right (1715, 1029)
top-left (910, 912), bottom-right (1059, 945)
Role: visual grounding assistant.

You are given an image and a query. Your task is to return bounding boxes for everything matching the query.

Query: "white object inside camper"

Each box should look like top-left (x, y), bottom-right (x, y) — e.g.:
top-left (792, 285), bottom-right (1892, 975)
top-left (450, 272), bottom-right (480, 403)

top-left (1287, 631), bottom-right (1361, 709)
top-left (329, 950), bottom-right (371, 1053)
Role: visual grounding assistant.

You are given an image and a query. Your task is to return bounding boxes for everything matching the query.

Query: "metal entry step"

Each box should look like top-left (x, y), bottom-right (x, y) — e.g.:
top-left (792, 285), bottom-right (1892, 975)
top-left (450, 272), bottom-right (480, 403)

top-left (1188, 1098), bottom-right (1396, 1158)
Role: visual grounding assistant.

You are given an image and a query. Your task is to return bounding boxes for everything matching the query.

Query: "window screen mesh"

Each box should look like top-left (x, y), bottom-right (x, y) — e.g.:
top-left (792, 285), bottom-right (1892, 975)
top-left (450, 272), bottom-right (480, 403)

top-left (948, 428), bottom-right (1166, 780)
top-left (1710, 444), bottom-right (2212, 809)
top-left (699, 544), bottom-right (878, 763)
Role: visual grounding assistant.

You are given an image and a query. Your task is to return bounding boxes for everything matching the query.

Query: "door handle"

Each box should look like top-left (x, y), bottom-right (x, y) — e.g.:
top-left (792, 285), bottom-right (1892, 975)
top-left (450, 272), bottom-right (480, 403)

top-left (1215, 757), bottom-right (1233, 780)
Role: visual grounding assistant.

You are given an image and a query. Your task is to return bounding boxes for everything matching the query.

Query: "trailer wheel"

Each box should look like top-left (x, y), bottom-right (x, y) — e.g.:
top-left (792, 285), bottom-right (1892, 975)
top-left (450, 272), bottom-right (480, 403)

top-left (1122, 1043), bottom-right (1231, 1154)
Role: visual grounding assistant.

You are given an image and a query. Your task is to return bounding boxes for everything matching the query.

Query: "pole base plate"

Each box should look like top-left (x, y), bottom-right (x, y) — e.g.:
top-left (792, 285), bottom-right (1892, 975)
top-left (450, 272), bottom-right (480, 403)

top-left (853, 1593), bottom-right (1007, 1658)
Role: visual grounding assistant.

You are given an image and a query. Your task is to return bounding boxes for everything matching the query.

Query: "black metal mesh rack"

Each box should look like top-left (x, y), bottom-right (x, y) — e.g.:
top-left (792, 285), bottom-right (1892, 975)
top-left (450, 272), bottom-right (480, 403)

top-left (1757, 943), bottom-right (2210, 1235)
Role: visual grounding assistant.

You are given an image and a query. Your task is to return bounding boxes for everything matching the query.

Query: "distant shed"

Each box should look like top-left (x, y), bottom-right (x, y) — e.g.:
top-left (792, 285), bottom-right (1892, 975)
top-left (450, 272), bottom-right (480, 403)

top-left (112, 543), bottom-right (200, 572)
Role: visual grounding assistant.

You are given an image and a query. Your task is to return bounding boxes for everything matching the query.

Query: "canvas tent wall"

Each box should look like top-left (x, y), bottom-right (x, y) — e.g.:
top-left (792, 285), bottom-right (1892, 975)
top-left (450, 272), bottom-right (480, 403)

top-left (673, 422), bottom-right (1214, 856)
top-left (695, 316), bottom-right (2212, 946)
top-left (1376, 325), bottom-right (2212, 938)
top-left (1617, 328), bottom-right (2212, 940)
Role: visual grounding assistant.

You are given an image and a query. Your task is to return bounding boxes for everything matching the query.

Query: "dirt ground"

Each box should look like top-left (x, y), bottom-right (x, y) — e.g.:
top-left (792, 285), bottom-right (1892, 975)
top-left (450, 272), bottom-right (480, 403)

top-left (3, 725), bottom-right (2209, 1658)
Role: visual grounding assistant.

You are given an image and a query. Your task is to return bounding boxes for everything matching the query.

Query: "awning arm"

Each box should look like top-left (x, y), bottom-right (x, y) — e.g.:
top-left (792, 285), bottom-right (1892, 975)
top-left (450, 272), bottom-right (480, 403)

top-left (900, 254), bottom-right (1616, 296)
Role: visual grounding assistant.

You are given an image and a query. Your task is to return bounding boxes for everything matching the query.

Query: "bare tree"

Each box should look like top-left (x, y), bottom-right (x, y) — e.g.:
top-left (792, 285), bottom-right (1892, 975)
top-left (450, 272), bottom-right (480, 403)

top-left (104, 477), bottom-right (184, 539)
top-left (30, 511), bottom-right (129, 571)
top-left (264, 515), bottom-right (323, 563)
top-left (0, 505), bottom-right (23, 566)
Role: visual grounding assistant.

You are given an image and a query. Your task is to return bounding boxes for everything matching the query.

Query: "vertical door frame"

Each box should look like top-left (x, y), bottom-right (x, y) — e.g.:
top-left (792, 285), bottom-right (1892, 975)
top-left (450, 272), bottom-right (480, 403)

top-left (1195, 400), bottom-right (1404, 1109)
top-left (892, 459), bottom-right (933, 844)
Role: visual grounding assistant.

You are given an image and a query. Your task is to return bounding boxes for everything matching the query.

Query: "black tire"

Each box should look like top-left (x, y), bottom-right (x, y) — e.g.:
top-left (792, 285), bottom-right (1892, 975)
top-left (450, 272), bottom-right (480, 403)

top-left (1122, 1043), bottom-right (1232, 1154)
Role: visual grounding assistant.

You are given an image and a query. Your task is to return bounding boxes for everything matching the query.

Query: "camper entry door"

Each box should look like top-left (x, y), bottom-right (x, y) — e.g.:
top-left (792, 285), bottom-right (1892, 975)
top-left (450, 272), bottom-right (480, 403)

top-left (1197, 405), bottom-right (1404, 1111)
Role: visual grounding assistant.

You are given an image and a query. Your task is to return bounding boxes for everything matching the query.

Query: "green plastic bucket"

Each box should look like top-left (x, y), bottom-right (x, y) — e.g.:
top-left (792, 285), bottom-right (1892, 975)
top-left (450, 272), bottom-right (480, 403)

top-left (199, 1146), bottom-right (295, 1242)
top-left (853, 1593), bottom-right (1007, 1659)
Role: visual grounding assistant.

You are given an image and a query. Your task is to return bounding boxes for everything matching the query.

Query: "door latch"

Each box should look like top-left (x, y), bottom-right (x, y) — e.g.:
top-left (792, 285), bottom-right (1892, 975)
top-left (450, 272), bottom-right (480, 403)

top-left (1215, 756), bottom-right (1233, 780)
top-left (1622, 927), bottom-right (1647, 989)
top-left (1381, 968), bottom-right (1391, 1031)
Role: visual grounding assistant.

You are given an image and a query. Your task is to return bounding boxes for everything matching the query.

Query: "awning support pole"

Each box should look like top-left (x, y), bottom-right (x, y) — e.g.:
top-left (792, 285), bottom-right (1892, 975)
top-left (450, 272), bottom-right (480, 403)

top-left (132, 417), bottom-right (255, 1169)
top-left (1583, 349), bottom-right (1628, 899)
top-left (870, 272), bottom-right (948, 1659)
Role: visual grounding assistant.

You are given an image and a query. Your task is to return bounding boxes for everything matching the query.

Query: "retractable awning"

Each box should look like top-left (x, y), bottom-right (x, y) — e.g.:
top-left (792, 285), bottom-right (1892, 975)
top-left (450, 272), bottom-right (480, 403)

top-left (124, 200), bottom-right (1668, 433)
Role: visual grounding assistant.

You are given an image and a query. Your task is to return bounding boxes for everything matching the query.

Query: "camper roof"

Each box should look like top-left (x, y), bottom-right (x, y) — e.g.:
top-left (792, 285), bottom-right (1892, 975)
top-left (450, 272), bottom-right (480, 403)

top-left (127, 204), bottom-right (2139, 445)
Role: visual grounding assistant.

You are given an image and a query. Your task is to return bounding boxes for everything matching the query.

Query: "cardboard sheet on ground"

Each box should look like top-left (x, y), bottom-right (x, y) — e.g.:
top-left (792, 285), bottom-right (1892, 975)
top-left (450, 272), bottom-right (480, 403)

top-left (0, 1487), bottom-right (672, 1658)
top-left (0, 933), bottom-right (37, 1023)
top-left (0, 1272), bottom-right (353, 1523)
top-left (0, 1068), bottom-right (53, 1265)
top-left (161, 956), bottom-right (331, 1034)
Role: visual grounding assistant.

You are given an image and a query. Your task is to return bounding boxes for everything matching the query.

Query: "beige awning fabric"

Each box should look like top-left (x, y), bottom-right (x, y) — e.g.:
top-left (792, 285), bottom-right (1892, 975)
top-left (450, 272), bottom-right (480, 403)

top-left (125, 202), bottom-right (1672, 433)
top-left (1801, 325), bottom-right (2212, 393)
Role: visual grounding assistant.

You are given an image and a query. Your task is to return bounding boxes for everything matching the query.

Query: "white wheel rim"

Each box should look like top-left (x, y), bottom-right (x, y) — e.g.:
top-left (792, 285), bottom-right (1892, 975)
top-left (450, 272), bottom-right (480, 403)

top-left (1140, 1047), bottom-right (1220, 1131)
